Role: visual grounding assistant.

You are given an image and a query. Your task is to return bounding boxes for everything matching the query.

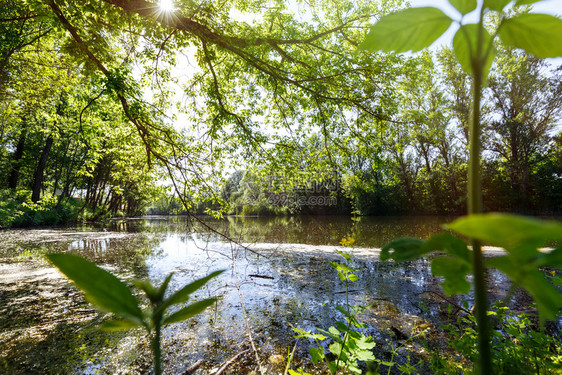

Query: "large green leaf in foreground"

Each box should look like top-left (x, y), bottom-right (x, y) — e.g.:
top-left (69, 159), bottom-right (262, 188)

top-left (448, 214), bottom-right (562, 320)
top-left (449, 0), bottom-right (477, 15)
top-left (453, 23), bottom-right (495, 80)
top-left (484, 0), bottom-right (511, 11)
top-left (359, 7), bottom-right (452, 53)
top-left (499, 14), bottom-right (562, 58)
top-left (447, 214), bottom-right (562, 249)
top-left (47, 253), bottom-right (144, 323)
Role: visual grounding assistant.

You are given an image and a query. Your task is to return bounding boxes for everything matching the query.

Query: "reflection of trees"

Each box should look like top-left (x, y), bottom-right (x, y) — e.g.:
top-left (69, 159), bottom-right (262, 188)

top-left (220, 215), bottom-right (450, 247)
top-left (139, 215), bottom-right (450, 247)
top-left (70, 234), bottom-right (161, 278)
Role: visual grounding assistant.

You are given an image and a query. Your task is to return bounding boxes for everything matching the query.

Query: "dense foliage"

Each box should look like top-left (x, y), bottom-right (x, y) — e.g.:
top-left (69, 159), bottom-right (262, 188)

top-left (1, 0), bottom-right (561, 224)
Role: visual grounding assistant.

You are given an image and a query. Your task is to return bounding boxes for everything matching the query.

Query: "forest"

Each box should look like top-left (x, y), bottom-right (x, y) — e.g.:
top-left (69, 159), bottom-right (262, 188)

top-left (1, 0), bottom-right (561, 227)
top-left (1, 0), bottom-right (562, 374)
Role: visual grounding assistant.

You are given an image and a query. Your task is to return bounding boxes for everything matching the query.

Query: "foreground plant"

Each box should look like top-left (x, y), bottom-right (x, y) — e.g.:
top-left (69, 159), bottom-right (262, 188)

top-left (290, 250), bottom-right (427, 375)
top-left (290, 250), bottom-right (376, 375)
top-left (432, 302), bottom-right (562, 374)
top-left (359, 1), bottom-right (562, 373)
top-left (47, 253), bottom-right (224, 375)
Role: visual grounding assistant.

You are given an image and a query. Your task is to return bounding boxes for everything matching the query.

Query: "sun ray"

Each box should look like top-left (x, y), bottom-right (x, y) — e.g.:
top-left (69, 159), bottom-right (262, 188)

top-left (159, 0), bottom-right (174, 12)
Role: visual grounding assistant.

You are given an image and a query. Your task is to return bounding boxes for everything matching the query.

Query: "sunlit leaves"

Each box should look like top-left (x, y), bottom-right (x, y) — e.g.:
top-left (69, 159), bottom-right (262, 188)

top-left (359, 7), bottom-right (453, 53)
top-left (48, 253), bottom-right (223, 375)
top-left (499, 14), bottom-right (562, 58)
top-left (309, 347), bottom-right (325, 363)
top-left (161, 270), bottom-right (225, 310)
top-left (424, 232), bottom-right (471, 263)
top-left (330, 260), bottom-right (359, 282)
top-left (449, 0), bottom-right (477, 15)
top-left (47, 251), bottom-right (224, 348)
top-left (453, 24), bottom-right (495, 80)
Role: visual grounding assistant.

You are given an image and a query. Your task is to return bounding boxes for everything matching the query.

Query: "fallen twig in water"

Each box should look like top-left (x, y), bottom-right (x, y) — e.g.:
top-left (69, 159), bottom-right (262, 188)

top-left (181, 359), bottom-right (204, 375)
top-left (210, 349), bottom-right (251, 375)
top-left (248, 274), bottom-right (275, 280)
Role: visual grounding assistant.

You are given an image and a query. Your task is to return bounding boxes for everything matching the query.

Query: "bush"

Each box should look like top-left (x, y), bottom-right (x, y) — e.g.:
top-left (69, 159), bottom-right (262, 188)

top-left (0, 189), bottom-right (86, 228)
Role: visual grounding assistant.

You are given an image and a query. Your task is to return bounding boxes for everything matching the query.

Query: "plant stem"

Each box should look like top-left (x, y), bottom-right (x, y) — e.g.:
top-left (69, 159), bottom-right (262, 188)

top-left (469, 10), bottom-right (491, 375)
top-left (152, 322), bottom-right (162, 375)
top-left (337, 276), bottom-right (351, 373)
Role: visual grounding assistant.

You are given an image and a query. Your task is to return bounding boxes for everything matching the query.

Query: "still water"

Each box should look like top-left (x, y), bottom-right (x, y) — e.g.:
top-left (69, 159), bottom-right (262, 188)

top-left (0, 216), bottom-right (514, 374)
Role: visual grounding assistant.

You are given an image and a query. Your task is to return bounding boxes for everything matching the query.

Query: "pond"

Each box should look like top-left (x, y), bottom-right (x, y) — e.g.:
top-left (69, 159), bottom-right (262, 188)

top-left (0, 215), bottom-right (520, 374)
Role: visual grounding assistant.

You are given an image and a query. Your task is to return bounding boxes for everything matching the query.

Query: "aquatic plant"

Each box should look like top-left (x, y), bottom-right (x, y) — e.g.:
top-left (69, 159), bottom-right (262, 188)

top-left (290, 250), bottom-right (375, 374)
top-left (359, 1), bottom-right (562, 373)
top-left (290, 249), bottom-right (427, 375)
top-left (47, 253), bottom-right (224, 375)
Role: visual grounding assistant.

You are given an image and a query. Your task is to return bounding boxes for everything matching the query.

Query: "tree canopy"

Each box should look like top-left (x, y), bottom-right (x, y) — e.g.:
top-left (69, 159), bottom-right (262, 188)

top-left (1, 0), bottom-right (561, 223)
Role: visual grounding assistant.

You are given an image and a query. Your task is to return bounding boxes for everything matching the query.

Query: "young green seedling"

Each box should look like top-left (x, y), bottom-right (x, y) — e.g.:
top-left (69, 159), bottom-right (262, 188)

top-left (47, 253), bottom-right (224, 375)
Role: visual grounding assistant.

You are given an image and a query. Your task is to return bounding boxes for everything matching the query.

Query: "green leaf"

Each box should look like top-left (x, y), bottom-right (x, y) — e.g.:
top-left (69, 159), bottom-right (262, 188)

top-left (292, 327), bottom-right (326, 341)
top-left (47, 253), bottom-right (143, 323)
top-left (337, 250), bottom-right (354, 261)
top-left (336, 320), bottom-right (348, 332)
top-left (318, 328), bottom-right (339, 341)
top-left (484, 0), bottom-right (512, 11)
top-left (309, 347), bottom-right (325, 363)
top-left (337, 271), bottom-right (346, 281)
top-left (356, 349), bottom-right (376, 361)
top-left (488, 256), bottom-right (562, 320)
top-left (499, 14), bottom-right (562, 58)
top-left (329, 326), bottom-right (340, 336)
top-left (381, 237), bottom-right (427, 261)
top-left (449, 0), bottom-right (477, 15)
top-left (133, 279), bottom-right (158, 302)
top-left (356, 336), bottom-right (376, 350)
top-left (431, 256), bottom-right (471, 295)
top-left (328, 341), bottom-right (343, 356)
top-left (161, 269), bottom-right (224, 310)
top-left (453, 24), bottom-right (496, 80)
top-left (515, 0), bottom-right (542, 5)
top-left (359, 7), bottom-right (453, 53)
top-left (157, 273), bottom-right (174, 299)
top-left (101, 318), bottom-right (143, 331)
top-left (348, 273), bottom-right (359, 282)
top-left (336, 305), bottom-right (350, 317)
top-left (423, 232), bottom-right (471, 263)
top-left (447, 214), bottom-right (562, 249)
top-left (330, 261), bottom-right (357, 273)
top-left (162, 298), bottom-right (217, 325)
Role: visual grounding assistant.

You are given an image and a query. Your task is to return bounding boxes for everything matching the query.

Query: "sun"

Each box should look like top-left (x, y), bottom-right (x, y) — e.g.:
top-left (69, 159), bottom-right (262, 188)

top-left (159, 0), bottom-right (174, 12)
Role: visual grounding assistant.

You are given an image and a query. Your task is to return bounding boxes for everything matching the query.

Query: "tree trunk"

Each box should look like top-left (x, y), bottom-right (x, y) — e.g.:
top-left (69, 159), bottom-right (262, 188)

top-left (31, 134), bottom-right (54, 203)
top-left (8, 128), bottom-right (27, 189)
